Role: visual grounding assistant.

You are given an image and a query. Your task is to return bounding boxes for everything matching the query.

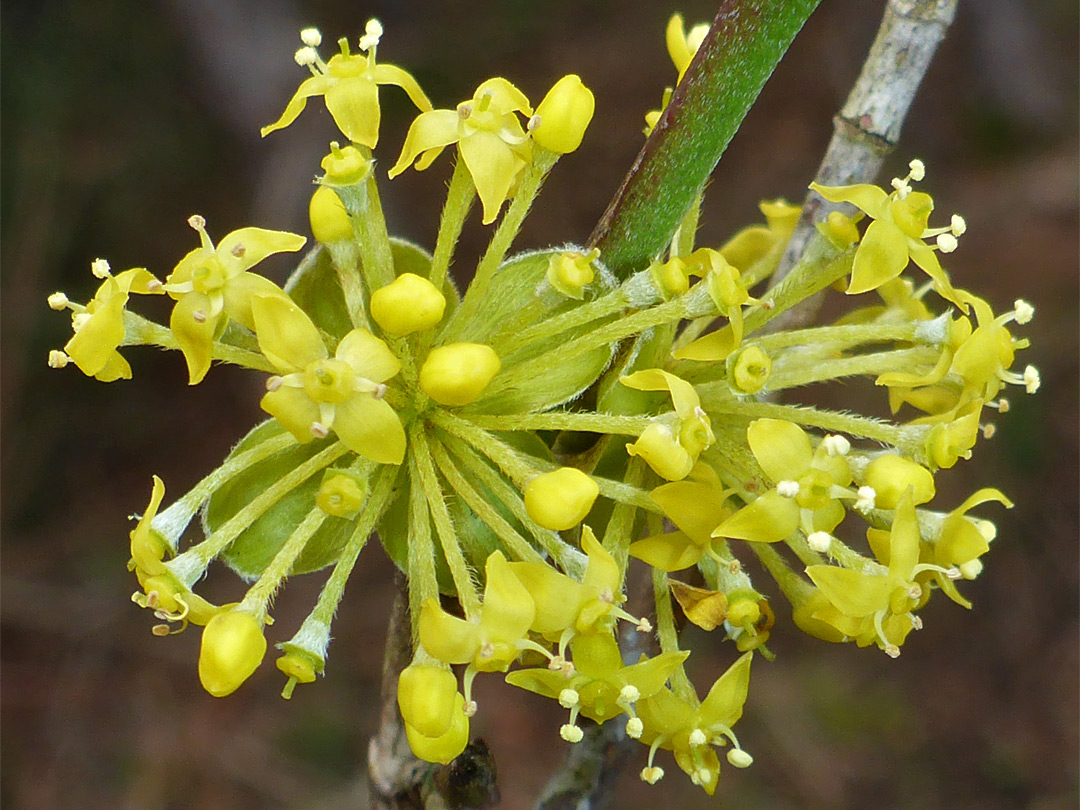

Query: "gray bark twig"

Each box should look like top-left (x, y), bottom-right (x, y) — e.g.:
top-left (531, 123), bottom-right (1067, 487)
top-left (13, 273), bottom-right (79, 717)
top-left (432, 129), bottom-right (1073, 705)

top-left (768, 0), bottom-right (959, 329)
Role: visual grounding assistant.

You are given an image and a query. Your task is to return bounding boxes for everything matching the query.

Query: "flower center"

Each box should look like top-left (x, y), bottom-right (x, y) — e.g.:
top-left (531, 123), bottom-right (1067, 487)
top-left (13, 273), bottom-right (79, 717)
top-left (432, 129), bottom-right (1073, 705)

top-left (302, 358), bottom-right (356, 403)
top-left (191, 257), bottom-right (227, 294)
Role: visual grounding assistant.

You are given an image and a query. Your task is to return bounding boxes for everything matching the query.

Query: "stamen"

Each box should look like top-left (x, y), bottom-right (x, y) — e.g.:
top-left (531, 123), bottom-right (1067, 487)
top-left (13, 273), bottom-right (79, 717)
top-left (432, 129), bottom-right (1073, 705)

top-left (48, 350), bottom-right (70, 369)
top-left (982, 424), bottom-right (996, 440)
top-left (300, 27), bottom-right (322, 47)
top-left (359, 18), bottom-right (383, 51)
top-left (640, 766), bottom-right (664, 784)
top-left (958, 559), bottom-right (983, 579)
top-left (558, 688), bottom-right (580, 709)
top-left (151, 623), bottom-right (171, 636)
top-left (689, 728), bottom-right (707, 747)
top-left (626, 717), bottom-right (644, 739)
top-left (910, 614), bottom-right (924, 630)
top-left (727, 748), bottom-right (754, 768)
top-left (908, 159), bottom-right (926, 182)
top-left (617, 685), bottom-right (641, 706)
top-left (372, 383), bottom-right (388, 400)
top-left (310, 422), bottom-right (330, 439)
top-left (463, 700), bottom-right (478, 718)
top-left (950, 214), bottom-right (967, 236)
top-left (936, 233), bottom-right (958, 253)
top-left (192, 309), bottom-right (207, 324)
top-left (48, 292), bottom-right (69, 310)
top-left (231, 243), bottom-right (246, 258)
top-left (266, 376), bottom-right (284, 392)
top-left (187, 214), bottom-right (206, 232)
top-left (91, 258), bottom-right (112, 278)
top-left (635, 617), bottom-right (653, 633)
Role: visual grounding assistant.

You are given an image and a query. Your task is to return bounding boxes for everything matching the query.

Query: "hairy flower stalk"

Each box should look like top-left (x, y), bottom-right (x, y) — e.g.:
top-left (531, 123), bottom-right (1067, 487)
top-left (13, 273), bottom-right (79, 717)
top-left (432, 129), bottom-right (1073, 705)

top-left (50, 11), bottom-right (1035, 801)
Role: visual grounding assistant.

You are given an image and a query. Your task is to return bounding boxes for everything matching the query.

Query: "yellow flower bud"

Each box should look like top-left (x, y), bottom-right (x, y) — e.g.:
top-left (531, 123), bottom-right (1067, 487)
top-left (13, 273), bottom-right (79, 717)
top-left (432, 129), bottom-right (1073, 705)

top-left (276, 648), bottom-right (320, 698)
top-left (309, 186), bottom-right (353, 244)
top-left (626, 422), bottom-right (693, 481)
top-left (397, 663), bottom-right (460, 738)
top-left (316, 469), bottom-right (368, 518)
top-left (730, 345), bottom-right (771, 394)
top-left (370, 273), bottom-right (447, 336)
top-left (405, 691), bottom-right (470, 765)
top-left (419, 343), bottom-right (500, 406)
top-left (864, 455), bottom-right (935, 509)
top-left (523, 467), bottom-right (599, 531)
top-left (198, 611), bottom-right (267, 697)
top-left (546, 249), bottom-right (597, 299)
top-left (531, 74), bottom-right (595, 154)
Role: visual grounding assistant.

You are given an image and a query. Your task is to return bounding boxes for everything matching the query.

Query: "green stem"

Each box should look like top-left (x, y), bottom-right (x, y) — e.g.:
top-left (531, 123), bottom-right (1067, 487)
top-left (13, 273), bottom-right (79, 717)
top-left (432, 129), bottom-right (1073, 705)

top-left (700, 400), bottom-right (909, 447)
top-left (652, 567), bottom-right (696, 705)
top-left (239, 505), bottom-right (328, 622)
top-left (354, 150), bottom-right (397, 292)
top-left (492, 287), bottom-right (630, 359)
top-left (463, 412), bottom-right (650, 436)
top-left (410, 425), bottom-right (481, 615)
top-left (442, 149), bottom-right (560, 342)
top-left (764, 346), bottom-right (942, 391)
top-left (428, 438), bottom-right (544, 565)
top-left (428, 157), bottom-right (476, 296)
top-left (166, 441), bottom-right (349, 586)
top-left (406, 452), bottom-right (440, 639)
top-left (124, 312), bottom-right (276, 373)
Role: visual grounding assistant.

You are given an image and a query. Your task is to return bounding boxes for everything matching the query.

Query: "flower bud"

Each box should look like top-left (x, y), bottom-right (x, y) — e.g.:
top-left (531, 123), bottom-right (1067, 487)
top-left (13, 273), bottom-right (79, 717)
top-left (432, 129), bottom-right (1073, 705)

top-left (370, 273), bottom-right (447, 336)
top-left (316, 469), bottom-right (368, 518)
top-left (198, 611), bottom-right (267, 697)
top-left (397, 663), bottom-right (460, 738)
top-left (865, 455), bottom-right (935, 509)
top-left (320, 142), bottom-right (370, 185)
top-left (546, 249), bottom-right (597, 299)
top-left (626, 422), bottom-right (693, 481)
top-left (419, 343), bottom-right (500, 406)
top-left (524, 467), bottom-right (599, 531)
top-left (404, 691), bottom-right (470, 764)
top-left (309, 186), bottom-right (353, 244)
top-left (531, 75), bottom-right (595, 154)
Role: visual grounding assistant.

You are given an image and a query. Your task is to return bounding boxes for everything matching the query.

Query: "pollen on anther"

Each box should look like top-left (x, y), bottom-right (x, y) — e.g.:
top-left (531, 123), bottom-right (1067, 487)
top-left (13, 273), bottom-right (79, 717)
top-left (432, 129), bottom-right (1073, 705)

top-left (936, 233), bottom-right (958, 253)
top-left (310, 422), bottom-right (330, 439)
top-left (187, 214), bottom-right (207, 232)
top-left (300, 27), bottom-right (322, 47)
top-left (1023, 365), bottom-right (1041, 394)
top-left (192, 309), bottom-right (207, 323)
top-left (776, 480), bottom-right (799, 498)
top-left (636, 617), bottom-right (653, 633)
top-left (151, 624), bottom-right (171, 637)
top-left (463, 699), bottom-right (478, 717)
top-left (1013, 299), bottom-right (1035, 325)
top-left (807, 532), bottom-right (832, 553)
top-left (91, 258), bottom-right (112, 279)
top-left (294, 47), bottom-right (318, 66)
top-left (950, 214), bottom-right (967, 236)
top-left (626, 717), bottom-right (644, 739)
top-left (48, 350), bottom-right (70, 369)
top-left (823, 434), bottom-right (850, 456)
top-left (689, 728), bottom-right (707, 747)
top-left (231, 243), bottom-right (246, 258)
top-left (884, 644), bottom-right (901, 659)
top-left (558, 688), bottom-right (580, 709)
top-left (559, 723), bottom-right (584, 743)
top-left (908, 159), bottom-right (926, 181)
top-left (640, 766), bottom-right (664, 785)
top-left (47, 292), bottom-right (69, 310)
top-left (372, 383), bottom-right (388, 400)
top-left (982, 423), bottom-right (996, 440)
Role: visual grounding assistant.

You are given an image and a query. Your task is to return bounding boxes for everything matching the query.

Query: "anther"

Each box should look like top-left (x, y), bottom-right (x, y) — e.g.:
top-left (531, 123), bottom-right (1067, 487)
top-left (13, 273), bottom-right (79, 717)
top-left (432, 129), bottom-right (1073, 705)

top-left (231, 243), bottom-right (246, 258)
top-left (910, 615), bottom-right (924, 630)
top-left (1013, 299), bottom-right (1034, 325)
top-left (689, 729), bottom-right (707, 747)
top-left (728, 558), bottom-right (742, 574)
top-left (855, 485), bottom-right (877, 513)
top-left (48, 350), bottom-right (70, 369)
top-left (300, 27), bottom-right (322, 47)
top-left (626, 717), bottom-right (644, 739)
top-left (618, 685), bottom-right (641, 706)
top-left (727, 748), bottom-right (754, 768)
top-left (640, 766), bottom-right (664, 784)
top-left (823, 434), bottom-right (851, 456)
top-left (636, 617), bottom-right (653, 633)
top-left (908, 159), bottom-right (926, 181)
top-left (463, 699), bottom-right (478, 718)
top-left (266, 376), bottom-right (284, 392)
top-left (560, 724), bottom-right (584, 743)
top-left (187, 214), bottom-right (206, 232)
top-left (146, 279), bottom-right (163, 292)
top-left (558, 688), bottom-right (580, 709)
top-left (1023, 365), bottom-right (1041, 394)
top-left (48, 292), bottom-right (69, 310)
top-left (807, 532), bottom-right (832, 554)
top-left (997, 398), bottom-right (1011, 413)
top-left (907, 583), bottom-right (923, 600)
top-left (944, 566), bottom-right (962, 581)
top-left (192, 309), bottom-right (207, 323)
top-left (372, 383), bottom-right (388, 399)
top-left (777, 480), bottom-right (799, 498)
top-left (359, 18), bottom-right (383, 51)
top-left (936, 233), bottom-right (958, 253)
top-left (151, 623), bottom-right (171, 637)
top-left (982, 424), bottom-right (996, 439)
top-left (884, 644), bottom-right (901, 659)
top-left (294, 47), bottom-right (317, 66)
top-left (527, 114), bottom-right (540, 132)
top-left (91, 258), bottom-right (112, 278)
top-left (310, 422), bottom-right (330, 439)
top-left (950, 214), bottom-right (967, 236)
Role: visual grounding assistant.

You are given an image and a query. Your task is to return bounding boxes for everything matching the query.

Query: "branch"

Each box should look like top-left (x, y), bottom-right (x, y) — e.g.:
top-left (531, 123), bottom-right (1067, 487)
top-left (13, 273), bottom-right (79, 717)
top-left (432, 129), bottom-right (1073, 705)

top-left (588, 0), bottom-right (822, 276)
top-left (767, 0), bottom-right (959, 327)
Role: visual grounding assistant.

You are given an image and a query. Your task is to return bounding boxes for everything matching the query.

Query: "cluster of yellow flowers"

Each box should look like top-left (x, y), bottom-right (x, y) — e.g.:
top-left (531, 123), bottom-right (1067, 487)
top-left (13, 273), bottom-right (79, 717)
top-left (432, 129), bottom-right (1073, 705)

top-left (48, 15), bottom-right (1037, 795)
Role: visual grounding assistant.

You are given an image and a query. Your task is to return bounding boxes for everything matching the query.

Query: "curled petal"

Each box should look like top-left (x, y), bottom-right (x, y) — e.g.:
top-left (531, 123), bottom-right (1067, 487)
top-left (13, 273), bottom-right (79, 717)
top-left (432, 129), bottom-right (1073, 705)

top-left (388, 109), bottom-right (460, 178)
top-left (810, 181), bottom-right (890, 220)
top-left (261, 75), bottom-right (333, 138)
top-left (217, 228), bottom-right (306, 277)
top-left (373, 63), bottom-right (433, 112)
top-left (170, 292), bottom-right (221, 385)
top-left (222, 272), bottom-right (291, 332)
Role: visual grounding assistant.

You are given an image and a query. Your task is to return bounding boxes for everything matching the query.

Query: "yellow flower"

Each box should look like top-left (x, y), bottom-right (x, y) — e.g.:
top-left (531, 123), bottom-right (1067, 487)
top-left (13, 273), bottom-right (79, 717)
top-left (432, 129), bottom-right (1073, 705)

top-left (418, 551), bottom-right (536, 673)
top-left (163, 216), bottom-right (306, 384)
top-left (59, 262), bottom-right (162, 382)
top-left (810, 161), bottom-right (966, 308)
top-left (261, 21), bottom-right (432, 148)
top-left (621, 369), bottom-right (714, 481)
top-left (198, 610), bottom-right (267, 697)
top-left (665, 13), bottom-right (710, 81)
top-left (635, 653), bottom-right (754, 795)
top-left (531, 74), bottom-right (595, 154)
top-left (251, 294), bottom-right (406, 464)
top-left (389, 78), bottom-right (533, 224)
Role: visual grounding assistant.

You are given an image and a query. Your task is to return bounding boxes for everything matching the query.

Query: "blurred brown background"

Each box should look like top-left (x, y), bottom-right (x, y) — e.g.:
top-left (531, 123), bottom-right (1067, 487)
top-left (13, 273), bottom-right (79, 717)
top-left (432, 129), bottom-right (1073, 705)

top-left (2, 1), bottom-right (1077, 809)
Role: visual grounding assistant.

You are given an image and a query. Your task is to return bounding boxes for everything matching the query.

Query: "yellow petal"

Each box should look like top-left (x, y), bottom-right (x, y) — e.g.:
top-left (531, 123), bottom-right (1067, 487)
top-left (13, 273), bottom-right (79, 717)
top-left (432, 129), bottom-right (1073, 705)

top-left (847, 219), bottom-right (910, 295)
top-left (628, 531), bottom-right (703, 572)
top-left (325, 77), bottom-right (380, 148)
top-left (261, 74), bottom-right (333, 138)
top-left (373, 63), bottom-right (433, 112)
top-left (807, 565), bottom-right (890, 617)
top-left (388, 109), bottom-right (460, 178)
top-left (251, 294), bottom-right (327, 372)
top-left (712, 490), bottom-right (799, 543)
top-left (747, 419), bottom-right (812, 482)
top-left (333, 394), bottom-right (405, 464)
top-left (335, 328), bottom-right (401, 383)
top-left (170, 292), bottom-right (220, 385)
top-left (217, 228), bottom-right (306, 276)
top-left (459, 130), bottom-right (522, 225)
top-left (259, 387), bottom-right (320, 443)
top-left (809, 181), bottom-right (890, 220)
